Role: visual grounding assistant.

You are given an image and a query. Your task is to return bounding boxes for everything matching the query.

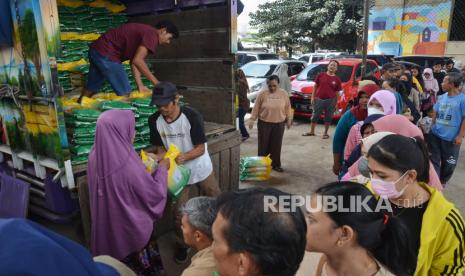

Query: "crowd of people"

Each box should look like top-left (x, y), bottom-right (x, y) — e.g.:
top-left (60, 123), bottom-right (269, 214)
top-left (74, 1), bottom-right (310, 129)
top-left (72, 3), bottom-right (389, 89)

top-left (1, 54), bottom-right (465, 275)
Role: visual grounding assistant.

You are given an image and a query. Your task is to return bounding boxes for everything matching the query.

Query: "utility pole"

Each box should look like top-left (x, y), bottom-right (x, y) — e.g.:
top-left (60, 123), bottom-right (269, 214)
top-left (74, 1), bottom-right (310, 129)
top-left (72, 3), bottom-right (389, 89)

top-left (361, 0), bottom-right (370, 79)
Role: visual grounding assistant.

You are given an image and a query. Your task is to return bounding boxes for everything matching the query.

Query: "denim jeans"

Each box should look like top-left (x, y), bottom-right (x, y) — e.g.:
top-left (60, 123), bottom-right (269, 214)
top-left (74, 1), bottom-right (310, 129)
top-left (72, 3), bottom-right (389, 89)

top-left (237, 107), bottom-right (249, 138)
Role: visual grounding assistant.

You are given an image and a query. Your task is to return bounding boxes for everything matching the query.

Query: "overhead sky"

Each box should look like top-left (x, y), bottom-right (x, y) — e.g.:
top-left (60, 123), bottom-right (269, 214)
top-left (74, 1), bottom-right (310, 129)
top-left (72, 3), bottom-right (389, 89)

top-left (238, 0), bottom-right (270, 34)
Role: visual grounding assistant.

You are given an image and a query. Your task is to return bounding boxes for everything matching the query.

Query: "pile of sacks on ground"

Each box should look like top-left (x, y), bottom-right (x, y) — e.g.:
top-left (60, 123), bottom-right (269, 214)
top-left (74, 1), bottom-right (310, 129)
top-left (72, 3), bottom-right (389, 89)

top-left (240, 156), bottom-right (272, 181)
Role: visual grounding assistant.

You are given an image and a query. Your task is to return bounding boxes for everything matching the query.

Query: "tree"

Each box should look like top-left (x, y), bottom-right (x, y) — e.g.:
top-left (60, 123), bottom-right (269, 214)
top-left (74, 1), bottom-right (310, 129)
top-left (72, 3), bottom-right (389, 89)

top-left (249, 0), bottom-right (363, 53)
top-left (18, 9), bottom-right (43, 96)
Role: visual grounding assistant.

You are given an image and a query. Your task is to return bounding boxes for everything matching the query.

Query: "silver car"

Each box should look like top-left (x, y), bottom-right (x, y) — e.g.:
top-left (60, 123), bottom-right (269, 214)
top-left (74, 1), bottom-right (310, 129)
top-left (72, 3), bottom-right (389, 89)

top-left (240, 60), bottom-right (306, 109)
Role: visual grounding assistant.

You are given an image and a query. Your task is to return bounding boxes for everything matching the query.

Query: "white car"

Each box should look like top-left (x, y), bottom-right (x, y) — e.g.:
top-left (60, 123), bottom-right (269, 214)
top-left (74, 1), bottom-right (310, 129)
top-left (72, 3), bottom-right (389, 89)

top-left (240, 60), bottom-right (306, 109)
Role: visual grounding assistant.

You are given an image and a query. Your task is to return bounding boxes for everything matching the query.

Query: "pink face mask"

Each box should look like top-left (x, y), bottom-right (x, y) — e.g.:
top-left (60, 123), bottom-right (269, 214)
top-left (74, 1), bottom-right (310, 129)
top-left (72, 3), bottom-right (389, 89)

top-left (371, 171), bottom-right (409, 199)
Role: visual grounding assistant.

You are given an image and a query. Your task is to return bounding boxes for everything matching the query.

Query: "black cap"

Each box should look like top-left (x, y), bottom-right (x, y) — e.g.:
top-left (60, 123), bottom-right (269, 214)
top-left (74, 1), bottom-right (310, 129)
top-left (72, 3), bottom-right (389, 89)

top-left (434, 60), bottom-right (444, 66)
top-left (382, 62), bottom-right (397, 71)
top-left (150, 82), bottom-right (178, 106)
top-left (446, 59), bottom-right (455, 65)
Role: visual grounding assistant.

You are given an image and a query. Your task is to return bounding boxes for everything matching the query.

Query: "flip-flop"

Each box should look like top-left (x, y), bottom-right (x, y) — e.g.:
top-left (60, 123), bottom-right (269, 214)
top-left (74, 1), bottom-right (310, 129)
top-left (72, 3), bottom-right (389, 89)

top-left (302, 132), bottom-right (315, 137)
top-left (322, 134), bottom-right (330, 139)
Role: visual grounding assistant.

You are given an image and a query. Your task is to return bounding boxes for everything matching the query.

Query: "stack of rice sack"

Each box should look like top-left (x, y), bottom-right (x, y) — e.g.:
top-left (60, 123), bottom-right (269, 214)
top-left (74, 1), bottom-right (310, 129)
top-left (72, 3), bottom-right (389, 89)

top-left (240, 155), bottom-right (272, 181)
top-left (65, 108), bottom-right (101, 165)
top-left (131, 97), bottom-right (157, 150)
top-left (57, 0), bottom-right (134, 95)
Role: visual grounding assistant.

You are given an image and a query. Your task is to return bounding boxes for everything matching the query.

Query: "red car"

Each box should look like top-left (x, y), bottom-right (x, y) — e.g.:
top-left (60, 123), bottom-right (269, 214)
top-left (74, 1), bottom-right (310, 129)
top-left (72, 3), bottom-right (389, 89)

top-left (290, 58), bottom-right (381, 119)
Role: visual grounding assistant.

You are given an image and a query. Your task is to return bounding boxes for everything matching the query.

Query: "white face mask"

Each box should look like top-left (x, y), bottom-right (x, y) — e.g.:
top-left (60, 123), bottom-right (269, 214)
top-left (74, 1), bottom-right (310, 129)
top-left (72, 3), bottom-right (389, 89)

top-left (368, 107), bottom-right (385, 116)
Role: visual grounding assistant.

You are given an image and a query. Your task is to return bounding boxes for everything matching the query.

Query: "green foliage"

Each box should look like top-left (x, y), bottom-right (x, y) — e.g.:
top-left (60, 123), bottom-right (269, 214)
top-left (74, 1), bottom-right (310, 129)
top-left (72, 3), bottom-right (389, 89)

top-left (249, 0), bottom-right (363, 52)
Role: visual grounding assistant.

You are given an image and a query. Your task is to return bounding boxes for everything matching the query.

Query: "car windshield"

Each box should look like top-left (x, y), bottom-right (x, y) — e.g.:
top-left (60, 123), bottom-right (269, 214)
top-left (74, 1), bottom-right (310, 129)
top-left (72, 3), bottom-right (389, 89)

top-left (296, 64), bottom-right (353, 82)
top-left (241, 63), bottom-right (278, 78)
top-left (258, 54), bottom-right (278, 60)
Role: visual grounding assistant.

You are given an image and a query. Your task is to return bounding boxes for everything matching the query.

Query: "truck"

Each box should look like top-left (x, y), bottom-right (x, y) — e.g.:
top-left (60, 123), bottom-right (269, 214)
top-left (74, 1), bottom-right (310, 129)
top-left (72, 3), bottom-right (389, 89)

top-left (0, 0), bottom-right (240, 232)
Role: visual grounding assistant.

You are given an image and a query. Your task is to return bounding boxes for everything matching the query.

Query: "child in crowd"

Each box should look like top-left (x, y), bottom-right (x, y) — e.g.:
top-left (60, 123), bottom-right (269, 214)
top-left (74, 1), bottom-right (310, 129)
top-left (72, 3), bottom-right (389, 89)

top-left (418, 107), bottom-right (434, 139)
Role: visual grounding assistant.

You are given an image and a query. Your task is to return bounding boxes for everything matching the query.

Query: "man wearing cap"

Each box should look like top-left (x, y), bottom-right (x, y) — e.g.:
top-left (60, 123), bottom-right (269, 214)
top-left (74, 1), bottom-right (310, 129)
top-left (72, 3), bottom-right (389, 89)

top-left (80, 20), bottom-right (179, 100)
top-left (380, 63), bottom-right (398, 84)
top-left (147, 82), bottom-right (221, 263)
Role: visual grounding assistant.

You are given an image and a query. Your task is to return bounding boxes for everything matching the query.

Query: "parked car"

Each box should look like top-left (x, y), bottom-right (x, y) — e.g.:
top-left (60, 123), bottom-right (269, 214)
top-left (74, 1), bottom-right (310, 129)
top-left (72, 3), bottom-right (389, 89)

top-left (342, 54), bottom-right (394, 67)
top-left (240, 59), bottom-right (306, 108)
top-left (298, 52), bottom-right (347, 64)
top-left (236, 51), bottom-right (279, 67)
top-left (393, 55), bottom-right (453, 69)
top-left (290, 58), bottom-right (381, 120)
top-left (393, 60), bottom-right (423, 71)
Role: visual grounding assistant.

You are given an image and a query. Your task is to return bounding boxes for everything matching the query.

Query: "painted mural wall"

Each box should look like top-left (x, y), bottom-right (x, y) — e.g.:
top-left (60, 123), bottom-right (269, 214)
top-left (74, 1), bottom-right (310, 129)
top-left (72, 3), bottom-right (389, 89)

top-left (368, 1), bottom-right (452, 56)
top-left (0, 0), bottom-right (69, 166)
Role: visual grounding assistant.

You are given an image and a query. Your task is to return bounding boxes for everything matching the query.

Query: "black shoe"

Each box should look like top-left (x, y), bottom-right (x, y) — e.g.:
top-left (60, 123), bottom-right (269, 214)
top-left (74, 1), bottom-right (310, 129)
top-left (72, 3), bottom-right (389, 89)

top-left (174, 247), bottom-right (189, 264)
top-left (241, 136), bottom-right (249, 142)
top-left (272, 167), bottom-right (284, 173)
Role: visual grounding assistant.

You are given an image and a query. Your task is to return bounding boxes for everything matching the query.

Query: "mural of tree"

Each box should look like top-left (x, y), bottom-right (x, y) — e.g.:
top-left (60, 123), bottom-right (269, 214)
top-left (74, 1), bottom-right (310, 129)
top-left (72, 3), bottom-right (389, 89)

top-left (18, 9), bottom-right (42, 96)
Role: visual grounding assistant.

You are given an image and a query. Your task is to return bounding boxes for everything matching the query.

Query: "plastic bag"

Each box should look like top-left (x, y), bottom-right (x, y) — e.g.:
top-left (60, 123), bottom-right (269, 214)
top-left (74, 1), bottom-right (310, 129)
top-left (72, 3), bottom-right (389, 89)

top-left (133, 142), bottom-right (150, 151)
top-left (165, 144), bottom-right (191, 199)
top-left (72, 127), bottom-right (96, 138)
top-left (240, 155), bottom-right (272, 181)
top-left (80, 97), bottom-right (100, 109)
top-left (57, 59), bottom-right (88, 72)
top-left (71, 144), bottom-right (93, 156)
top-left (60, 32), bottom-right (101, 41)
top-left (71, 155), bottom-right (88, 165)
top-left (100, 101), bottom-right (137, 111)
top-left (140, 150), bottom-right (158, 173)
top-left (240, 155), bottom-right (272, 168)
top-left (72, 137), bottom-right (95, 145)
top-left (72, 108), bottom-right (101, 122)
top-left (66, 119), bottom-right (96, 128)
top-left (137, 107), bottom-right (157, 117)
top-left (132, 97), bottom-right (152, 107)
top-left (129, 91), bottom-right (152, 99)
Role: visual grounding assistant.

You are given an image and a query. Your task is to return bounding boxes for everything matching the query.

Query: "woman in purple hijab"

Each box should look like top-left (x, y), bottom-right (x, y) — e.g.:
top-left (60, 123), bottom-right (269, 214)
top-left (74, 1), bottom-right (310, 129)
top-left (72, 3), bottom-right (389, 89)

top-left (88, 109), bottom-right (168, 274)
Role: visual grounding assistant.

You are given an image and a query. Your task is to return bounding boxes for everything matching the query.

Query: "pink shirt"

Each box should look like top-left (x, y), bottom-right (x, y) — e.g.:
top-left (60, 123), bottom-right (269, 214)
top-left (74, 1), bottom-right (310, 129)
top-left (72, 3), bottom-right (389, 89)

top-left (344, 122), bottom-right (364, 160)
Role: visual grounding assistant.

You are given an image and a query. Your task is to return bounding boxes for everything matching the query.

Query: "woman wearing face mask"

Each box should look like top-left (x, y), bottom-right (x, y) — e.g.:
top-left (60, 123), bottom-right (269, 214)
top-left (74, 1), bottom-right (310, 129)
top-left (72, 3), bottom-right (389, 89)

top-left (382, 78), bottom-right (404, 115)
top-left (300, 181), bottom-right (417, 276)
top-left (343, 90), bottom-right (396, 165)
top-left (249, 75), bottom-right (292, 172)
top-left (400, 73), bottom-right (421, 115)
top-left (367, 134), bottom-right (465, 275)
top-left (332, 84), bottom-right (379, 176)
top-left (343, 115), bottom-right (443, 191)
top-left (350, 132), bottom-right (394, 184)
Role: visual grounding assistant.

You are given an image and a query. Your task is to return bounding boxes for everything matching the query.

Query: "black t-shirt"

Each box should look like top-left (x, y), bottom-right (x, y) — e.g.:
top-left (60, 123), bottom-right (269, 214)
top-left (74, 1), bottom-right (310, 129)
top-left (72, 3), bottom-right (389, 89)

top-left (433, 72), bottom-right (446, 95)
top-left (392, 200), bottom-right (429, 258)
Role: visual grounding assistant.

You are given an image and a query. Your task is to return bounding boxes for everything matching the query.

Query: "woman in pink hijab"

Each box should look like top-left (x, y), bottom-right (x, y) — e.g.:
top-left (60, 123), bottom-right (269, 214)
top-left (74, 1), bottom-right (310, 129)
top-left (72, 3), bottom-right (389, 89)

top-left (88, 109), bottom-right (169, 274)
top-left (343, 114), bottom-right (443, 191)
top-left (343, 90), bottom-right (397, 161)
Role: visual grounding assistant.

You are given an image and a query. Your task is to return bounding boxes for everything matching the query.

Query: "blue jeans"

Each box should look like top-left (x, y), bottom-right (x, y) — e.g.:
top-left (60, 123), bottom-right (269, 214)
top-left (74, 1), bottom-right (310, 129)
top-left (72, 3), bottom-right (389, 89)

top-left (86, 48), bottom-right (132, 96)
top-left (237, 107), bottom-right (249, 138)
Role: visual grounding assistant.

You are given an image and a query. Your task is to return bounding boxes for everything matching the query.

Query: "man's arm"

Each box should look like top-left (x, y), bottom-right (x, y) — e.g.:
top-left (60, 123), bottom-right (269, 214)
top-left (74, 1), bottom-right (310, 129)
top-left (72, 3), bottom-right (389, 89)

top-left (454, 117), bottom-right (465, 145)
top-left (132, 45), bottom-right (159, 86)
top-left (176, 144), bottom-right (206, 164)
top-left (131, 62), bottom-right (149, 93)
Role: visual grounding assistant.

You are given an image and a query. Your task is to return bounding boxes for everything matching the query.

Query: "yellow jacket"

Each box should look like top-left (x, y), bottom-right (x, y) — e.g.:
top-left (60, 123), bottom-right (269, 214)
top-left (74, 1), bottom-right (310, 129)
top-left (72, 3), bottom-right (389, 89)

top-left (367, 182), bottom-right (465, 275)
top-left (413, 76), bottom-right (424, 93)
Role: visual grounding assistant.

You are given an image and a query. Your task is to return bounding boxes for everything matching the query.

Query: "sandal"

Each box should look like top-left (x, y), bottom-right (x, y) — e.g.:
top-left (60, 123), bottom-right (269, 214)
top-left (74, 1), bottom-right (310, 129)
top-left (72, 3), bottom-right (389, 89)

top-left (322, 134), bottom-right (330, 139)
top-left (302, 132), bottom-right (315, 137)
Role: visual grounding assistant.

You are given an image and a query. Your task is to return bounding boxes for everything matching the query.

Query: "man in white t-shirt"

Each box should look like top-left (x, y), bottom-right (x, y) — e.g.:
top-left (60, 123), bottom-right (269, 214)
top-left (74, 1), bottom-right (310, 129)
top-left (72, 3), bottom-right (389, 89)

top-left (148, 82), bottom-right (220, 263)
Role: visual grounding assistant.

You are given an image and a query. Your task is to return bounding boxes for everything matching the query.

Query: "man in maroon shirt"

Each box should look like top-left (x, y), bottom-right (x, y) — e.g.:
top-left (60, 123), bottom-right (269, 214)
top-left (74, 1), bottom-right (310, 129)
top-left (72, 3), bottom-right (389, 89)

top-left (81, 20), bottom-right (179, 99)
top-left (303, 60), bottom-right (342, 139)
